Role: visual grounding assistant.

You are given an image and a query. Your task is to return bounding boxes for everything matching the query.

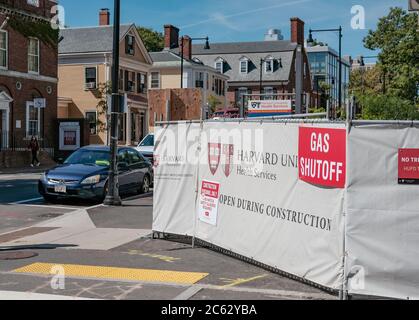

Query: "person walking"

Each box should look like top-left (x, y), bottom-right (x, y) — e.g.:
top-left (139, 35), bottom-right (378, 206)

top-left (28, 136), bottom-right (40, 167)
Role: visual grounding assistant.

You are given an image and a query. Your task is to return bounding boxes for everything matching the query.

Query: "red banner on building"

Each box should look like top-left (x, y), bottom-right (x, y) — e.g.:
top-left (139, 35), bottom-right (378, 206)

top-left (299, 127), bottom-right (346, 188)
top-left (398, 149), bottom-right (419, 185)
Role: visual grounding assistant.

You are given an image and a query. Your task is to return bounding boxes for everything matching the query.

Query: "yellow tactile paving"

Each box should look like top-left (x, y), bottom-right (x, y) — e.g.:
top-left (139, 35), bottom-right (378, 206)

top-left (13, 263), bottom-right (208, 285)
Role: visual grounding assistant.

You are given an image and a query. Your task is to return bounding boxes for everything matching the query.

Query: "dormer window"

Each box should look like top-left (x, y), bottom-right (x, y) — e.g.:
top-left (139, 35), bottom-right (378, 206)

top-left (215, 58), bottom-right (224, 74)
top-left (240, 57), bottom-right (249, 74)
top-left (125, 35), bottom-right (135, 55)
top-left (265, 57), bottom-right (274, 73)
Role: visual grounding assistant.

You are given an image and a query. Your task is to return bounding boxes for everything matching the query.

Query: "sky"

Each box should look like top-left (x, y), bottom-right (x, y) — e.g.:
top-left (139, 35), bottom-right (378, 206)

top-left (59, 0), bottom-right (409, 59)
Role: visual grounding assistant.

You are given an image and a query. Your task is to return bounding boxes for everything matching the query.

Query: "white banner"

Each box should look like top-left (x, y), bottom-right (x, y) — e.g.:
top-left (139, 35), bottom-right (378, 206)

top-left (346, 125), bottom-right (419, 299)
top-left (153, 122), bottom-right (202, 236)
top-left (248, 100), bottom-right (292, 117)
top-left (194, 121), bottom-right (345, 289)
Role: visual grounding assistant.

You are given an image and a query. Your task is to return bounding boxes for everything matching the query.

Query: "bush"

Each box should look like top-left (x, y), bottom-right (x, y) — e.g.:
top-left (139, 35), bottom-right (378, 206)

top-left (357, 94), bottom-right (419, 120)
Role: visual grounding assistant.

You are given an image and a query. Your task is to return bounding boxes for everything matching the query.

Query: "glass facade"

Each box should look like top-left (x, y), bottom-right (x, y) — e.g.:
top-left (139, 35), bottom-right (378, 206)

top-left (308, 49), bottom-right (350, 108)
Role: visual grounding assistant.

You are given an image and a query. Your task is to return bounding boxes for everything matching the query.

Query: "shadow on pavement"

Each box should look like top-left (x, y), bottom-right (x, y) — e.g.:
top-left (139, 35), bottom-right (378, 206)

top-left (0, 244), bottom-right (79, 251)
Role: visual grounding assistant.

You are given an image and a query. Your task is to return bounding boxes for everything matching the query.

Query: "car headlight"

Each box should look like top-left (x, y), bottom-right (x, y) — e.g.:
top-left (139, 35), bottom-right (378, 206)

top-left (81, 175), bottom-right (101, 185)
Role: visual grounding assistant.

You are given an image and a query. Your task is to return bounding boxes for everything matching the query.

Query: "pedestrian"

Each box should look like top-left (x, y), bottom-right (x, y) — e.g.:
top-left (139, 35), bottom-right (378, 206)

top-left (28, 136), bottom-right (40, 167)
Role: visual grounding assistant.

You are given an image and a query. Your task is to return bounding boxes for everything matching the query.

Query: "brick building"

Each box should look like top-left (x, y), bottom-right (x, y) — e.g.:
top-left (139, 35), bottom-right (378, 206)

top-left (191, 18), bottom-right (312, 113)
top-left (0, 0), bottom-right (58, 154)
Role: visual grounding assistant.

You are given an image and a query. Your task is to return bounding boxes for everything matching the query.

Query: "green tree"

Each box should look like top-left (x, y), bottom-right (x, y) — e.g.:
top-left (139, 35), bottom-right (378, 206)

top-left (137, 27), bottom-right (164, 52)
top-left (207, 95), bottom-right (222, 114)
top-left (358, 94), bottom-right (419, 120)
top-left (95, 82), bottom-right (112, 133)
top-left (350, 65), bottom-right (383, 96)
top-left (363, 7), bottom-right (419, 101)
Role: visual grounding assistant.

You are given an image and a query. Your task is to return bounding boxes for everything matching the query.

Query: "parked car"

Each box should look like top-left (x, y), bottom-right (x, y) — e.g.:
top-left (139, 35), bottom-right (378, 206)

top-left (38, 145), bottom-right (153, 202)
top-left (135, 133), bottom-right (154, 164)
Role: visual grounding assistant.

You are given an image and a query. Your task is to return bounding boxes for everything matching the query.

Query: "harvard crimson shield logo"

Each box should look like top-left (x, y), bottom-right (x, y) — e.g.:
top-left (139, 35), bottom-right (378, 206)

top-left (208, 143), bottom-right (221, 175)
top-left (222, 144), bottom-right (234, 177)
top-left (208, 143), bottom-right (234, 177)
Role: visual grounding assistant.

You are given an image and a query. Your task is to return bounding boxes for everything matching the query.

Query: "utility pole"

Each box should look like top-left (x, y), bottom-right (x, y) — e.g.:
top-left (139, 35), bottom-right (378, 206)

top-left (104, 0), bottom-right (122, 206)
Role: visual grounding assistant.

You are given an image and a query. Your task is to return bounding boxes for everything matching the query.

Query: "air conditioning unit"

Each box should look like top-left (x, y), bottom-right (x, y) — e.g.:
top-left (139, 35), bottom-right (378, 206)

top-left (85, 82), bottom-right (96, 90)
top-left (128, 48), bottom-right (134, 55)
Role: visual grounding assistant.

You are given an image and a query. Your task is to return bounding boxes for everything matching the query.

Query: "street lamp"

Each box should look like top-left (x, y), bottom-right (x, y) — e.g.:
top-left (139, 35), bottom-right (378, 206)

top-left (307, 26), bottom-right (343, 119)
top-left (259, 58), bottom-right (282, 97)
top-left (104, 0), bottom-right (122, 206)
top-left (180, 36), bottom-right (210, 88)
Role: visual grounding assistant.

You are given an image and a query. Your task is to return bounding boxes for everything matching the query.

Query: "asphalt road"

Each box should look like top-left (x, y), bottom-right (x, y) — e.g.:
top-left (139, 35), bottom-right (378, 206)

top-left (0, 172), bottom-right (336, 300)
top-left (0, 173), bottom-right (43, 204)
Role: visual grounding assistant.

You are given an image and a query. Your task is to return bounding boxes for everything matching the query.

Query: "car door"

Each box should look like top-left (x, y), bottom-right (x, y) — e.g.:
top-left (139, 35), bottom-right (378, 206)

top-left (127, 149), bottom-right (146, 190)
top-left (117, 149), bottom-right (131, 193)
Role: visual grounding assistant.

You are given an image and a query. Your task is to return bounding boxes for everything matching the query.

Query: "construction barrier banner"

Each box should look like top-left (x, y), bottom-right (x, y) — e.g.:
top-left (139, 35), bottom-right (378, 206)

top-left (153, 120), bottom-right (419, 298)
top-left (153, 122), bottom-right (202, 236)
top-left (194, 121), bottom-right (345, 290)
top-left (346, 125), bottom-right (419, 299)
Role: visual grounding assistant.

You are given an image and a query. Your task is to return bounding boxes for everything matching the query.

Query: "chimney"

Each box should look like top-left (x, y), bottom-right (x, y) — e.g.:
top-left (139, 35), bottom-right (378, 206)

top-left (290, 17), bottom-right (305, 45)
top-left (99, 8), bottom-right (110, 26)
top-left (164, 24), bottom-right (180, 49)
top-left (181, 36), bottom-right (192, 60)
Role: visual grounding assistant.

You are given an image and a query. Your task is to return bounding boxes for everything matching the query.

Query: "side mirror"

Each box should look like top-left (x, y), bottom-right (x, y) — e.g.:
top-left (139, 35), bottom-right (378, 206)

top-left (57, 157), bottom-right (64, 165)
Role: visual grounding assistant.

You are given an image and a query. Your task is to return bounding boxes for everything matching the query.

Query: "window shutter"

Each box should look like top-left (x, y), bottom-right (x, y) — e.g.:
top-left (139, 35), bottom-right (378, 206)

top-left (125, 70), bottom-right (129, 91)
top-left (125, 36), bottom-right (129, 54)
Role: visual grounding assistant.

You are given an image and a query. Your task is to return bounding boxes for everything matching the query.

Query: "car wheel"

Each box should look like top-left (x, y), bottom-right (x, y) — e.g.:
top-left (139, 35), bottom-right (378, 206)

top-left (139, 175), bottom-right (150, 194)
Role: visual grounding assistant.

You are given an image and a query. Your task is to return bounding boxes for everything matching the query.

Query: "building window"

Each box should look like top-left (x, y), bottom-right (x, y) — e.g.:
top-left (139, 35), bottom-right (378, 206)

top-left (265, 59), bottom-right (274, 73)
top-left (240, 59), bottom-right (248, 74)
top-left (28, 38), bottom-right (39, 74)
top-left (125, 35), bottom-right (135, 55)
top-left (26, 102), bottom-right (40, 137)
top-left (237, 87), bottom-right (250, 106)
top-left (151, 72), bottom-right (160, 89)
top-left (195, 72), bottom-right (204, 88)
top-left (215, 60), bottom-right (224, 74)
top-left (85, 67), bottom-right (97, 90)
top-left (125, 71), bottom-right (135, 92)
top-left (86, 112), bottom-right (97, 135)
top-left (138, 73), bottom-right (147, 94)
top-left (0, 31), bottom-right (7, 69)
top-left (263, 87), bottom-right (277, 100)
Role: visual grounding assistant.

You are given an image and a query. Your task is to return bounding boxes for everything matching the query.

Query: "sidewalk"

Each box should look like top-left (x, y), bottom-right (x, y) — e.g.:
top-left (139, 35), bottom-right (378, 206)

top-left (0, 164), bottom-right (56, 175)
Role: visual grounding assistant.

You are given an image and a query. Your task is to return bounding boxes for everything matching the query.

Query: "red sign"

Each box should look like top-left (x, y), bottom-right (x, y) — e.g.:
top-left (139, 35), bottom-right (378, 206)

top-left (299, 127), bottom-right (346, 188)
top-left (398, 149), bottom-right (419, 185)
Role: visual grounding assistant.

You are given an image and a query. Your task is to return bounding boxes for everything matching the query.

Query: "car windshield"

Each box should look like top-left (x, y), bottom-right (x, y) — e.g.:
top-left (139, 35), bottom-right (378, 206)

top-left (64, 149), bottom-right (110, 166)
top-left (139, 135), bottom-right (154, 147)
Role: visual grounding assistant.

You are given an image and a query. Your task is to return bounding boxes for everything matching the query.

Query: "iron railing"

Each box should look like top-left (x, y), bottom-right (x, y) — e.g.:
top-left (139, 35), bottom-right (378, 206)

top-left (0, 130), bottom-right (55, 157)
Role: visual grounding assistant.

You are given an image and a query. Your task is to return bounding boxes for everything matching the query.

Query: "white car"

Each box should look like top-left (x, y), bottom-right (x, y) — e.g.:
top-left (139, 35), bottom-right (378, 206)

top-left (135, 133), bottom-right (154, 163)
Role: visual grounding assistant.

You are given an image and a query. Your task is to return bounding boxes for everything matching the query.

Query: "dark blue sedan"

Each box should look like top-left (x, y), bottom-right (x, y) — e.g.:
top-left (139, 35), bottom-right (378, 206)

top-left (38, 145), bottom-right (153, 202)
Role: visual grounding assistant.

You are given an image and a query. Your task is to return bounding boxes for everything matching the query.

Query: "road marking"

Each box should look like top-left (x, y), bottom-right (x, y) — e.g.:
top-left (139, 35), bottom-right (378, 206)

top-left (2, 270), bottom-right (333, 300)
top-left (219, 274), bottom-right (268, 288)
top-left (14, 204), bottom-right (82, 210)
top-left (11, 197), bottom-right (43, 205)
top-left (13, 263), bottom-right (209, 285)
top-left (173, 286), bottom-right (203, 300)
top-left (124, 250), bottom-right (180, 263)
top-left (0, 291), bottom-right (96, 300)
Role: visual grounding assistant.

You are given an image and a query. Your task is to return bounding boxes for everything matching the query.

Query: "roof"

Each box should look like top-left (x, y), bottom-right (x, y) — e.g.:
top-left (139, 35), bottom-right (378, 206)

top-left (149, 51), bottom-right (182, 63)
top-left (187, 40), bottom-right (298, 83)
top-left (59, 24), bottom-right (132, 54)
top-left (149, 50), bottom-right (228, 78)
top-left (191, 40), bottom-right (297, 55)
top-left (193, 51), bottom-right (295, 83)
